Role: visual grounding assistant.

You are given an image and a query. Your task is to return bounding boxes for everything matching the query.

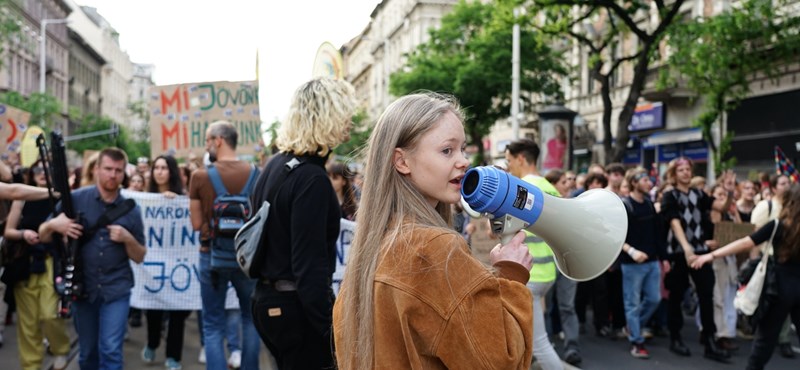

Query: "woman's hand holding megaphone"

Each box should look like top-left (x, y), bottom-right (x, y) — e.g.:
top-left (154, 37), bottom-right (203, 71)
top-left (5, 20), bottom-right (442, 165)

top-left (489, 230), bottom-right (533, 271)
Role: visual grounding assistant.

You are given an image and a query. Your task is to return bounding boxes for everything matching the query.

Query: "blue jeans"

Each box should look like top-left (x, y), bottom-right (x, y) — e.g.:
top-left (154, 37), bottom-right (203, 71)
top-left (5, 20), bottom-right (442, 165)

top-left (73, 294), bottom-right (130, 370)
top-left (621, 261), bottom-right (661, 344)
top-left (198, 252), bottom-right (260, 370)
top-left (226, 309), bottom-right (242, 353)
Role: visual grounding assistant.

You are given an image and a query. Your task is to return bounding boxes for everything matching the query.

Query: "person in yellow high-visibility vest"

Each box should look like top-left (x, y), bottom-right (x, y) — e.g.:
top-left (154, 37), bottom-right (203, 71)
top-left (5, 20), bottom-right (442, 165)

top-left (505, 139), bottom-right (564, 370)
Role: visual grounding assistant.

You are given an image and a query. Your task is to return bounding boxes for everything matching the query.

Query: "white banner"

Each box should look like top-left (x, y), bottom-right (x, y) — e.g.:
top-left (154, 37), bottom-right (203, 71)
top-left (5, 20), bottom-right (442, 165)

top-left (333, 219), bottom-right (355, 295)
top-left (125, 190), bottom-right (356, 307)
top-left (124, 190), bottom-right (238, 310)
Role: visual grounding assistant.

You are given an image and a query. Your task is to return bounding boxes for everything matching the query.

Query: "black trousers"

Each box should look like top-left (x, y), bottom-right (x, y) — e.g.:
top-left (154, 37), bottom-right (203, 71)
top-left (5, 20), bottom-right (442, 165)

top-left (576, 271), bottom-right (610, 331)
top-left (607, 267), bottom-right (627, 329)
top-left (146, 309), bottom-right (191, 361)
top-left (251, 283), bottom-right (334, 370)
top-left (747, 268), bottom-right (800, 370)
top-left (665, 254), bottom-right (717, 342)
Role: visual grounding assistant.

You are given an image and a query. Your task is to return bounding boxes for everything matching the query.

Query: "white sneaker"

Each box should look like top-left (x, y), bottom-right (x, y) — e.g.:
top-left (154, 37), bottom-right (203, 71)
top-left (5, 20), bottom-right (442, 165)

top-left (228, 350), bottom-right (242, 369)
top-left (198, 346), bottom-right (206, 364)
top-left (53, 355), bottom-right (68, 370)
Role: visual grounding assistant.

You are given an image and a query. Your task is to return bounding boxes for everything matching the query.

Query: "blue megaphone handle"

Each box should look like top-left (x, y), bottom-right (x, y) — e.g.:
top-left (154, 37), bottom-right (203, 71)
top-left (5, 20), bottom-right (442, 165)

top-left (460, 166), bottom-right (545, 226)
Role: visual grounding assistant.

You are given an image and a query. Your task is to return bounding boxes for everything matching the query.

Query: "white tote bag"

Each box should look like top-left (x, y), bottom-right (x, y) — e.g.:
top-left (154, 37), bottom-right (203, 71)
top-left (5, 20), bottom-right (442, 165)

top-left (734, 221), bottom-right (779, 315)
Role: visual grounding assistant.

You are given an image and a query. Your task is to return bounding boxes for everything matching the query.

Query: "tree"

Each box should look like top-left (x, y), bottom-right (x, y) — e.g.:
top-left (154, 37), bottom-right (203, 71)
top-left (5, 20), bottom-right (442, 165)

top-left (531, 0), bottom-right (686, 163)
top-left (333, 108), bottom-right (372, 159)
top-left (67, 113), bottom-right (148, 161)
top-left (0, 0), bottom-right (21, 70)
top-left (0, 91), bottom-right (62, 131)
top-left (661, 0), bottom-right (800, 173)
top-left (391, 0), bottom-right (565, 164)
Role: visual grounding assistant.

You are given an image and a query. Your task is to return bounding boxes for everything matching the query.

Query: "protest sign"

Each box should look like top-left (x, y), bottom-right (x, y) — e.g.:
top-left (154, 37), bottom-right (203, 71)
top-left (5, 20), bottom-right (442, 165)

top-left (125, 190), bottom-right (238, 310)
top-left (0, 104), bottom-right (30, 159)
top-left (127, 190), bottom-right (356, 307)
top-left (714, 221), bottom-right (755, 248)
top-left (148, 81), bottom-right (262, 160)
top-left (333, 219), bottom-right (356, 295)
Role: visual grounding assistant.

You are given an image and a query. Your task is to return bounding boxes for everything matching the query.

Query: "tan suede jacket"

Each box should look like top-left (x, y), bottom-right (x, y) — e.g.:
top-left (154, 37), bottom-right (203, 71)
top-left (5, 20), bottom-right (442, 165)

top-left (334, 227), bottom-right (533, 369)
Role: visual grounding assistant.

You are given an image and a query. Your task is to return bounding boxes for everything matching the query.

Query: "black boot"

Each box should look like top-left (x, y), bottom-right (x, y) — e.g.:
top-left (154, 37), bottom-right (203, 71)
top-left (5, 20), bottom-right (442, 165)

top-left (703, 336), bottom-right (730, 363)
top-left (670, 338), bottom-right (691, 357)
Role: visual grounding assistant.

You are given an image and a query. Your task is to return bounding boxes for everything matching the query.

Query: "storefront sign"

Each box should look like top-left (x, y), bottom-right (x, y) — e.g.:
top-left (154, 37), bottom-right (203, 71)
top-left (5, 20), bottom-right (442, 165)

top-left (629, 102), bottom-right (665, 132)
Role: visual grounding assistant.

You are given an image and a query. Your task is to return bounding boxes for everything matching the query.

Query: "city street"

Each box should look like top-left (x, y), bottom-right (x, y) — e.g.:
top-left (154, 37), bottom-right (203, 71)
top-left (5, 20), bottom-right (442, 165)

top-left (1, 308), bottom-right (796, 369)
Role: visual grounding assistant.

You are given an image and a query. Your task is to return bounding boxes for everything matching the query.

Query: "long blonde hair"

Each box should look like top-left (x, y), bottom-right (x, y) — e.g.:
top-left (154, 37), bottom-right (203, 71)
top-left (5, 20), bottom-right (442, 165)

top-left (337, 93), bottom-right (464, 368)
top-left (275, 78), bottom-right (356, 156)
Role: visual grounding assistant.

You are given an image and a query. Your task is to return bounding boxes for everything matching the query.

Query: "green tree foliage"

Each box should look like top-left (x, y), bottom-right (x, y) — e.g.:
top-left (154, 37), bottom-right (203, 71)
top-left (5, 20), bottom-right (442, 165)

top-left (0, 0), bottom-right (21, 69)
top-left (531, 0), bottom-right (685, 164)
top-left (67, 114), bottom-right (148, 161)
top-left (390, 0), bottom-right (565, 164)
top-left (333, 109), bottom-right (372, 159)
top-left (661, 0), bottom-right (800, 173)
top-left (0, 91), bottom-right (62, 130)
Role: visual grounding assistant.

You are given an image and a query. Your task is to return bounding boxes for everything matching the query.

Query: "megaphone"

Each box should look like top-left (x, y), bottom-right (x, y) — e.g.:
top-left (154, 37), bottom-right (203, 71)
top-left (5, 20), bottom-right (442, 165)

top-left (460, 166), bottom-right (627, 281)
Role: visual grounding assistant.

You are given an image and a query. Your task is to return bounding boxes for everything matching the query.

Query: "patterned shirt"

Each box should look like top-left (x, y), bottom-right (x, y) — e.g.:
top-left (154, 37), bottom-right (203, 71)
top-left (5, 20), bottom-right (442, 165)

top-left (661, 187), bottom-right (713, 255)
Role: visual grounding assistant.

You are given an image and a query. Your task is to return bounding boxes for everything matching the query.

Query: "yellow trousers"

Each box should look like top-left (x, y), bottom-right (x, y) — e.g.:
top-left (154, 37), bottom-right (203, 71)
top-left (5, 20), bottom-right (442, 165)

top-left (14, 256), bottom-right (70, 370)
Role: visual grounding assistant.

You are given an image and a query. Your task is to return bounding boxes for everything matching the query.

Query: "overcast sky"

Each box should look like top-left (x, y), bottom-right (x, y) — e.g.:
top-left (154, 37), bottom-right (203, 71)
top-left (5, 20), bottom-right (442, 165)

top-left (77, 0), bottom-right (378, 124)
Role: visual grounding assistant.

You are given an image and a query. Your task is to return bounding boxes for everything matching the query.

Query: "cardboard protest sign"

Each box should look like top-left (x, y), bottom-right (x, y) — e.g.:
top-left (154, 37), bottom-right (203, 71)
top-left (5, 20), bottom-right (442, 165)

top-left (0, 104), bottom-right (30, 160)
top-left (714, 221), bottom-right (755, 249)
top-left (148, 81), bottom-right (262, 160)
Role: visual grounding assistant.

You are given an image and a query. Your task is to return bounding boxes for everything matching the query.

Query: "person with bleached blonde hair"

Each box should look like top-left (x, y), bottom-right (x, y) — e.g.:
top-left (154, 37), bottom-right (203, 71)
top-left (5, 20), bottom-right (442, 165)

top-left (249, 78), bottom-right (357, 370)
top-left (333, 93), bottom-right (534, 369)
top-left (274, 77), bottom-right (356, 156)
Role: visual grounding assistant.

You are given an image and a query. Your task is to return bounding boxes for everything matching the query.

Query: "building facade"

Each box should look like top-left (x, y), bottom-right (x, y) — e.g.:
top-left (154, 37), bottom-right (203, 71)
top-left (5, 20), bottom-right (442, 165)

top-left (67, 27), bottom-right (103, 117)
top-left (67, 1), bottom-right (132, 127)
top-left (129, 62), bottom-right (154, 136)
top-left (342, 0), bottom-right (458, 120)
top-left (0, 0), bottom-right (71, 111)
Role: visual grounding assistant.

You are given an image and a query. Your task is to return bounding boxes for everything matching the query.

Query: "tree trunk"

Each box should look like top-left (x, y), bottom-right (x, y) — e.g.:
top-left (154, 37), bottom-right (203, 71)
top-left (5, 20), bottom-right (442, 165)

top-left (593, 63), bottom-right (613, 165)
top-left (470, 128), bottom-right (486, 165)
top-left (612, 44), bottom-right (653, 163)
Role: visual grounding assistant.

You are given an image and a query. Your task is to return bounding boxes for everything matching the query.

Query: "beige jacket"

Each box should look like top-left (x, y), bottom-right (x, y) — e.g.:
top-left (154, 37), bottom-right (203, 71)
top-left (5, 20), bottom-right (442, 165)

top-left (334, 226), bottom-right (533, 369)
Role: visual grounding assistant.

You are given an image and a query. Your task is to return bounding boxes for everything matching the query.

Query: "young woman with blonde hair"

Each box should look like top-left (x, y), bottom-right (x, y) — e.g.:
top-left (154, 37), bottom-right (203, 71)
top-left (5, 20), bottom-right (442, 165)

top-left (250, 77), bottom-right (357, 370)
top-left (334, 93), bottom-right (534, 369)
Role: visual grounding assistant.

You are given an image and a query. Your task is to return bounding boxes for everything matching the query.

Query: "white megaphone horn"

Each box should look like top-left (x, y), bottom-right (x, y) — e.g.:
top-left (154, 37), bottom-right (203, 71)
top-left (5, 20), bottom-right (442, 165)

top-left (460, 166), bottom-right (627, 282)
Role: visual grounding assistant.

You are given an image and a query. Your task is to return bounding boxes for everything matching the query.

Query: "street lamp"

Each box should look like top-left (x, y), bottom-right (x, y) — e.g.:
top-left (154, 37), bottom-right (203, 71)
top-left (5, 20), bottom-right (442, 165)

top-left (39, 18), bottom-right (70, 94)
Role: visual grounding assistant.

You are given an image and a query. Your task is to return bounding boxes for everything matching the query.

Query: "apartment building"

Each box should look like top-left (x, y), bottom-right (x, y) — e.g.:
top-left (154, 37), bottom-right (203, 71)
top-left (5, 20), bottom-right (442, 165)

top-left (342, 0), bottom-right (458, 120)
top-left (0, 0), bottom-right (71, 111)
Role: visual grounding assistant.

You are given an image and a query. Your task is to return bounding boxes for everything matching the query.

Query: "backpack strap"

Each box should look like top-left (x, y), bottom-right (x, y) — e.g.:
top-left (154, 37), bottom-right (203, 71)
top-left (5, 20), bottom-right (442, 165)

top-left (240, 164), bottom-right (260, 197)
top-left (207, 165), bottom-right (228, 196)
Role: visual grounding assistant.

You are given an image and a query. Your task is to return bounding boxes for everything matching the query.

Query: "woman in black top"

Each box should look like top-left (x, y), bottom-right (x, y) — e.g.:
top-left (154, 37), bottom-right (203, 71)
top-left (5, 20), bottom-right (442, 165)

top-left (140, 155), bottom-right (191, 370)
top-left (3, 160), bottom-right (70, 369)
top-left (693, 183), bottom-right (800, 370)
top-left (326, 162), bottom-right (357, 221)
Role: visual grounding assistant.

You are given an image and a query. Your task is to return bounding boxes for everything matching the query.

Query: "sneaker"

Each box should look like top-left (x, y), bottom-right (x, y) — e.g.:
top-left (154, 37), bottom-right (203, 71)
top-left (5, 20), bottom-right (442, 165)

top-left (631, 343), bottom-right (651, 359)
top-left (198, 347), bottom-right (206, 364)
top-left (642, 328), bottom-right (654, 340)
top-left (779, 342), bottom-right (796, 358)
top-left (228, 350), bottom-right (242, 369)
top-left (596, 325), bottom-right (612, 338)
top-left (165, 357), bottom-right (182, 370)
top-left (614, 327), bottom-right (629, 340)
top-left (564, 349), bottom-right (582, 365)
top-left (53, 355), bottom-right (68, 370)
top-left (142, 346), bottom-right (156, 363)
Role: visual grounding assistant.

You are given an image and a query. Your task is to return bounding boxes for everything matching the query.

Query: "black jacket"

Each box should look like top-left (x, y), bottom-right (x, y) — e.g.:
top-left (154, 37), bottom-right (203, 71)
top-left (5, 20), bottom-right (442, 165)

top-left (251, 152), bottom-right (341, 336)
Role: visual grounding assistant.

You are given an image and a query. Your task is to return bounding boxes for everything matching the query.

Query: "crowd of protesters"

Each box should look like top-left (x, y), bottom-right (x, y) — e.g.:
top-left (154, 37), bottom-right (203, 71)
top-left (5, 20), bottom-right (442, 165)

top-left (0, 83), bottom-right (797, 370)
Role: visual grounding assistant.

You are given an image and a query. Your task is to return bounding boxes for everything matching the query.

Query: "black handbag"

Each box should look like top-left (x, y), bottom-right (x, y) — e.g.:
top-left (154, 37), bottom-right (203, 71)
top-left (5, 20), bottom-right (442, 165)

top-left (0, 237), bottom-right (30, 285)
